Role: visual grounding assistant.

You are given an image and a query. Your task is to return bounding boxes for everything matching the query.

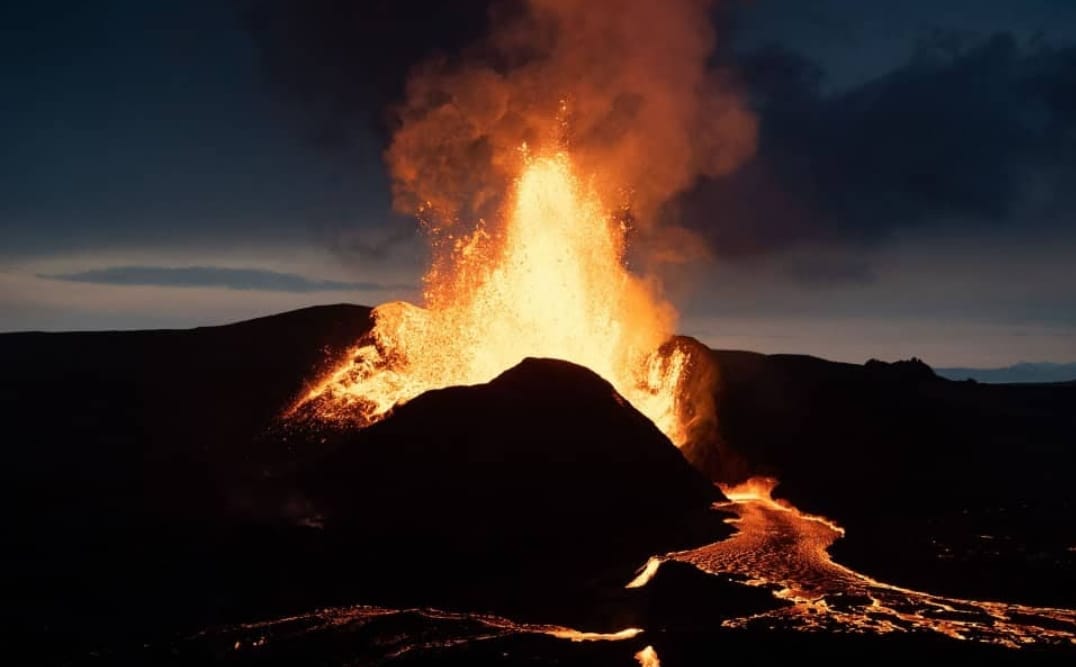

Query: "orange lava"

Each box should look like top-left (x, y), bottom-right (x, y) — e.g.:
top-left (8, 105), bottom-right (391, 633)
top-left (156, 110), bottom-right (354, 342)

top-left (291, 150), bottom-right (696, 444)
top-left (213, 603), bottom-right (644, 658)
top-left (719, 476), bottom-right (782, 502)
top-left (634, 644), bottom-right (661, 667)
top-left (634, 477), bottom-right (1076, 649)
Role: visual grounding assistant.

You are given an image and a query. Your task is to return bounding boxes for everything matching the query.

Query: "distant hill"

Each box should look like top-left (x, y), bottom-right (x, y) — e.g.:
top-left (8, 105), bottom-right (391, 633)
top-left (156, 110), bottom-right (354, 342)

top-left (936, 361), bottom-right (1076, 384)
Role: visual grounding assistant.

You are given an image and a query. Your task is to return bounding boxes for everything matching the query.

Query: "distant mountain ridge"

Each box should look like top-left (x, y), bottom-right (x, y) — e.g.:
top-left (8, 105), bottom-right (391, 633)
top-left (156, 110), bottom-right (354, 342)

top-left (936, 361), bottom-right (1076, 384)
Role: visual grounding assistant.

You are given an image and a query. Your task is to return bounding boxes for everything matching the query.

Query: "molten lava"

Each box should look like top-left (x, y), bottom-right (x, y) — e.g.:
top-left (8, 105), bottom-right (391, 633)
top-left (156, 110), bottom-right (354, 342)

top-left (293, 150), bottom-right (694, 444)
top-left (630, 477), bottom-right (1076, 649)
top-left (634, 645), bottom-right (661, 667)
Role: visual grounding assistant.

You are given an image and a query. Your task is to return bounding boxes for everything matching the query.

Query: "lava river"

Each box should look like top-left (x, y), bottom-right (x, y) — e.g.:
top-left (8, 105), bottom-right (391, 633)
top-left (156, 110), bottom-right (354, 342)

top-left (214, 478), bottom-right (1075, 663)
top-left (635, 477), bottom-right (1076, 649)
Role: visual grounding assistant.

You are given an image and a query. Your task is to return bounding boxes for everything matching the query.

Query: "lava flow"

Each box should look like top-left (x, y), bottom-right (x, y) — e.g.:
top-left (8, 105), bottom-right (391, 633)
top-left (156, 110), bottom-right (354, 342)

top-left (292, 150), bottom-right (696, 444)
top-left (209, 603), bottom-right (644, 662)
top-left (634, 477), bottom-right (1076, 649)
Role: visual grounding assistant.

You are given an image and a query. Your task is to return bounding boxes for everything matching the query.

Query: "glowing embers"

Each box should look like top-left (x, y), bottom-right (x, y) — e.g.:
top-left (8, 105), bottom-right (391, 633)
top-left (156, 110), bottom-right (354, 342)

top-left (291, 152), bottom-right (695, 445)
top-left (635, 645), bottom-right (661, 666)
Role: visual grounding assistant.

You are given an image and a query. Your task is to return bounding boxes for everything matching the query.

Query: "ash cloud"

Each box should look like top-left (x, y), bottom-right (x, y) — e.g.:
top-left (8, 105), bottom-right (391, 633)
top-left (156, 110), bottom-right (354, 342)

top-left (680, 33), bottom-right (1076, 260)
top-left (240, 3), bottom-right (1076, 278)
top-left (386, 0), bottom-right (757, 234)
top-left (241, 0), bottom-right (757, 254)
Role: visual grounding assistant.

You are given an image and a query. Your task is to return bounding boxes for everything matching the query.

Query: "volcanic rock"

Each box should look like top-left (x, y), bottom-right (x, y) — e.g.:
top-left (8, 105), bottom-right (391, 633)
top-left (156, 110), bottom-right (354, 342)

top-left (635, 560), bottom-right (788, 628)
top-left (707, 348), bottom-right (1076, 607)
top-left (297, 357), bottom-right (726, 615)
top-left (6, 305), bottom-right (1076, 659)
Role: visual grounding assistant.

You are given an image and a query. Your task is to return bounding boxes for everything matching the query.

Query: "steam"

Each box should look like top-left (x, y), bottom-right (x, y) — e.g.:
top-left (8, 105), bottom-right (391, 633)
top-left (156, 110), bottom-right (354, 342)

top-left (387, 0), bottom-right (756, 244)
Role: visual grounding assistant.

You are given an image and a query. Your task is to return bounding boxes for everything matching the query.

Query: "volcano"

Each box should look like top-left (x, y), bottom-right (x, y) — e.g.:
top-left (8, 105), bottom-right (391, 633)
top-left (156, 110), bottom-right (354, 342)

top-left (0, 313), bottom-right (726, 658)
top-left (3, 305), bottom-right (1075, 663)
top-left (290, 357), bottom-right (727, 613)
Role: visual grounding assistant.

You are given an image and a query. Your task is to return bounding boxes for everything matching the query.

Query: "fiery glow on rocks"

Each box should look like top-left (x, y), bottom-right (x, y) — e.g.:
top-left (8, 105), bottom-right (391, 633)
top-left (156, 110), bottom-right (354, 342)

top-left (293, 150), bottom-right (696, 444)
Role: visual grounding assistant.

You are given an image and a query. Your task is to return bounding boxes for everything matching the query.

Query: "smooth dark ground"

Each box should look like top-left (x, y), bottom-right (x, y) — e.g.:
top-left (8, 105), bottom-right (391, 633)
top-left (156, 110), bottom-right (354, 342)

top-left (2, 304), bottom-right (1074, 664)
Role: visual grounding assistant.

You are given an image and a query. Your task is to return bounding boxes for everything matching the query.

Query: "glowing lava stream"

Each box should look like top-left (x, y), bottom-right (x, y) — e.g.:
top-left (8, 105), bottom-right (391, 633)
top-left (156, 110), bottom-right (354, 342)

top-left (630, 477), bottom-right (1076, 649)
top-left (212, 603), bottom-right (644, 659)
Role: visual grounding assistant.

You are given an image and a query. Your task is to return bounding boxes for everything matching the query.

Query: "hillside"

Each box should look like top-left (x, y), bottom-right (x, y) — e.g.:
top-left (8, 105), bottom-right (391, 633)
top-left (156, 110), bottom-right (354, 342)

top-left (0, 306), bottom-right (724, 653)
top-left (2, 303), bottom-right (1074, 656)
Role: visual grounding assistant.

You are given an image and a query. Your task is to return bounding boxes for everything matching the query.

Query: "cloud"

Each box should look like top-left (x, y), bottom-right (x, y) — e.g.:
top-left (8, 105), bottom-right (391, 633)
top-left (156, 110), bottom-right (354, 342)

top-left (325, 223), bottom-right (422, 262)
top-left (241, 2), bottom-right (1076, 279)
top-left (675, 33), bottom-right (1076, 260)
top-left (781, 255), bottom-right (876, 286)
top-left (237, 0), bottom-right (493, 147)
top-left (39, 266), bottom-right (413, 293)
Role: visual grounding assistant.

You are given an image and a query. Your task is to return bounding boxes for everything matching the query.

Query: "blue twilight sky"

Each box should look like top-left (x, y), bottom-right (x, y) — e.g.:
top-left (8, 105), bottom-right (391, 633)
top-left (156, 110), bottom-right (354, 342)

top-left (2, 0), bottom-right (1075, 367)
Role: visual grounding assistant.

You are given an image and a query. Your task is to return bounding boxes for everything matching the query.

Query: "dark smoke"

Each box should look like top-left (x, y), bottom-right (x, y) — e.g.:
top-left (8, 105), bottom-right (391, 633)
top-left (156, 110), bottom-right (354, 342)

top-left (385, 0), bottom-right (757, 237)
top-left (240, 4), bottom-right (1075, 271)
top-left (678, 33), bottom-right (1076, 260)
top-left (237, 0), bottom-right (495, 147)
top-left (240, 0), bottom-right (756, 259)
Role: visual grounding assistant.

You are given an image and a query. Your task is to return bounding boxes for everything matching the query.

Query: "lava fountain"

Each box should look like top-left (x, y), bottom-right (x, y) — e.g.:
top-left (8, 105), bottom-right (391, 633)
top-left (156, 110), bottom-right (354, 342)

top-left (292, 148), bottom-right (694, 444)
top-left (287, 0), bottom-right (757, 443)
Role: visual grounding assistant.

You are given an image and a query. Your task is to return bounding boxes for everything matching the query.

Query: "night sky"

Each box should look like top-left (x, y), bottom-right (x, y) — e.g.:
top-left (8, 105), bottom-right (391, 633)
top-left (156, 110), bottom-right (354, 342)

top-left (3, 0), bottom-right (1075, 367)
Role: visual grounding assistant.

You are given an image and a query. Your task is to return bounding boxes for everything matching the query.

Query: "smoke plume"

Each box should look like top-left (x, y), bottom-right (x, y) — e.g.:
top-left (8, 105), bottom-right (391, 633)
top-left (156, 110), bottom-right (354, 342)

top-left (387, 0), bottom-right (757, 245)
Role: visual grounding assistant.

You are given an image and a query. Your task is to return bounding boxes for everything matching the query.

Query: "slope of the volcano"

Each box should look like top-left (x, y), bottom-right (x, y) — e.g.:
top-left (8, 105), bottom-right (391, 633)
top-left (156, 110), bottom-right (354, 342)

top-left (296, 357), bottom-right (728, 615)
top-left (0, 310), bottom-right (729, 655)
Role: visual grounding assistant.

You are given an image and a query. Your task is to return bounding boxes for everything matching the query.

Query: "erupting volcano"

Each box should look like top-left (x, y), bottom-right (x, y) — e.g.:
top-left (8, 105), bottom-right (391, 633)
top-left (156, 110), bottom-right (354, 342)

top-left (293, 148), bottom-right (695, 444)
top-left (286, 0), bottom-right (755, 446)
top-left (267, 1), bottom-right (1076, 656)
top-left (10, 0), bottom-right (1076, 664)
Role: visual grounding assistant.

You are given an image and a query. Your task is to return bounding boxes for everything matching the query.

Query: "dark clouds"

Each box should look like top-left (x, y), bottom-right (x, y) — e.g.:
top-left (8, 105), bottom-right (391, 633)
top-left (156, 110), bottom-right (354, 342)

top-left (324, 223), bottom-right (422, 262)
top-left (41, 266), bottom-right (413, 293)
top-left (0, 1), bottom-right (389, 255)
top-left (677, 34), bottom-right (1076, 257)
top-left (728, 0), bottom-right (1076, 91)
top-left (237, 0), bottom-right (496, 147)
top-left (2, 1), bottom-right (1074, 364)
top-left (239, 1), bottom-right (1076, 268)
top-left (781, 255), bottom-right (876, 287)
